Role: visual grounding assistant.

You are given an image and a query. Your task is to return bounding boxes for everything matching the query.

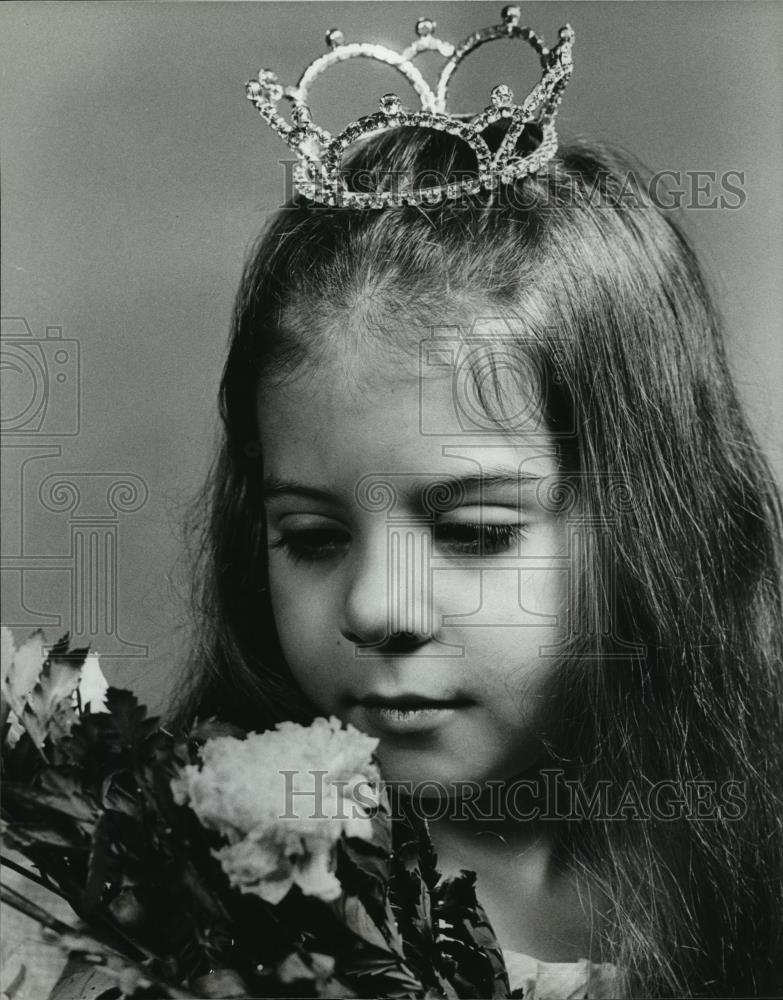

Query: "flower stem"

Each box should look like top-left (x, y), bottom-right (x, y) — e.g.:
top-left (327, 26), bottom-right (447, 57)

top-left (1, 852), bottom-right (67, 898)
top-left (0, 883), bottom-right (197, 999)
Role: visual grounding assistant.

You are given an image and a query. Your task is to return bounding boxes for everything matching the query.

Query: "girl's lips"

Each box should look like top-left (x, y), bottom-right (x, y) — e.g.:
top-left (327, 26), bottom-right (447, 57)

top-left (353, 697), bottom-right (473, 735)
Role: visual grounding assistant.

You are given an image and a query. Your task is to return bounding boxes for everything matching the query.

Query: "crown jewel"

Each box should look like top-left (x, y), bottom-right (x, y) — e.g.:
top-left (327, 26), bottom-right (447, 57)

top-left (246, 6), bottom-right (574, 209)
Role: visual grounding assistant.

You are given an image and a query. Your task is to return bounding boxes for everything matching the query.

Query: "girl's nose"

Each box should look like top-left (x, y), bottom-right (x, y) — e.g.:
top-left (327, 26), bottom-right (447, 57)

top-left (339, 525), bottom-right (435, 648)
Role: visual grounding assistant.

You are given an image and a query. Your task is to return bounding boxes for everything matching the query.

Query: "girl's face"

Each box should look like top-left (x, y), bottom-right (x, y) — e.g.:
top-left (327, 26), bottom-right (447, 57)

top-left (257, 323), bottom-right (568, 790)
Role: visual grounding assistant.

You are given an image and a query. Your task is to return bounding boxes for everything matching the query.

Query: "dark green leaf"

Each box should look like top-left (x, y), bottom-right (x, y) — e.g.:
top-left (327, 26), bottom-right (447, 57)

top-left (332, 894), bottom-right (391, 952)
top-left (432, 869), bottom-right (511, 998)
top-left (1, 731), bottom-right (48, 782)
top-left (39, 769), bottom-right (101, 822)
top-left (84, 811), bottom-right (120, 911)
top-left (1, 819), bottom-right (86, 850)
top-left (339, 834), bottom-right (390, 887)
top-left (2, 777), bottom-right (97, 830)
top-left (100, 772), bottom-right (141, 819)
top-left (180, 859), bottom-right (233, 923)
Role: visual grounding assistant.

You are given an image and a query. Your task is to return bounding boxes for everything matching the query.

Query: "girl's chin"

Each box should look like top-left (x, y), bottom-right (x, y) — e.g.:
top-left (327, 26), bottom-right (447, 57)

top-left (373, 740), bottom-right (542, 794)
top-left (372, 742), bottom-right (497, 792)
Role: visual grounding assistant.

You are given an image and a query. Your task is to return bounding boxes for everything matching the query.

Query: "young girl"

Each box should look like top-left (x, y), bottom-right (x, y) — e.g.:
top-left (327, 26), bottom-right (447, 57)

top-left (169, 120), bottom-right (783, 997)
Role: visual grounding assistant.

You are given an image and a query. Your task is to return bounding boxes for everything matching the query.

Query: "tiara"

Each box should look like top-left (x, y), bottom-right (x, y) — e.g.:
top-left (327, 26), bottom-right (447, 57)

top-left (245, 5), bottom-right (574, 209)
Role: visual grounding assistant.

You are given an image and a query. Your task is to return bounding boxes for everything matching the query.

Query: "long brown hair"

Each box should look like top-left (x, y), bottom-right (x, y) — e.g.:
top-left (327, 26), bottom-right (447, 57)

top-left (169, 130), bottom-right (783, 997)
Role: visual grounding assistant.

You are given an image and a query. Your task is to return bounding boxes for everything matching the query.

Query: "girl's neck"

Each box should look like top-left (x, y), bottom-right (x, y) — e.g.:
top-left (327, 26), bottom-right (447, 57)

top-left (425, 802), bottom-right (556, 891)
top-left (421, 786), bottom-right (609, 964)
top-left (421, 768), bottom-right (568, 872)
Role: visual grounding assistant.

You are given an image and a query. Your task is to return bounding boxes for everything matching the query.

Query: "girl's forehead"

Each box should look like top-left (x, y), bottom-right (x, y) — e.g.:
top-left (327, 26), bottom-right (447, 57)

top-left (256, 338), bottom-right (557, 487)
top-left (259, 297), bottom-right (553, 483)
top-left (266, 302), bottom-right (537, 399)
top-left (279, 292), bottom-right (531, 358)
top-left (264, 287), bottom-right (545, 403)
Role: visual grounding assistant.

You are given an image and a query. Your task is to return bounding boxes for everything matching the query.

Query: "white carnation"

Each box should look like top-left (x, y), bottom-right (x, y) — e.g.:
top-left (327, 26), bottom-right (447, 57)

top-left (1, 627), bottom-right (109, 746)
top-left (1, 626), bottom-right (46, 717)
top-left (76, 652), bottom-right (109, 713)
top-left (171, 716), bottom-right (381, 903)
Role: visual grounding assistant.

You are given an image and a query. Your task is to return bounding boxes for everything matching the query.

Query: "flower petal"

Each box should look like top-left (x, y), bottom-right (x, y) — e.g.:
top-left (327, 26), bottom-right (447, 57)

top-left (76, 653), bottom-right (109, 713)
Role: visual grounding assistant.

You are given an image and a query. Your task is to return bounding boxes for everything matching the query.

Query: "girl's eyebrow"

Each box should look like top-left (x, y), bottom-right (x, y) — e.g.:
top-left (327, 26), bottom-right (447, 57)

top-left (435, 470), bottom-right (544, 492)
top-left (262, 469), bottom-right (544, 505)
top-left (412, 469), bottom-right (544, 510)
top-left (262, 477), bottom-right (338, 504)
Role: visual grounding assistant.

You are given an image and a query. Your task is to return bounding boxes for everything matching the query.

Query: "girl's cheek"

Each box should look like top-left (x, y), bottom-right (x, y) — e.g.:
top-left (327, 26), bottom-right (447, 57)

top-left (434, 562), bottom-right (567, 629)
top-left (268, 568), bottom-right (333, 645)
top-left (268, 567), bottom-right (566, 640)
top-left (514, 567), bottom-right (569, 624)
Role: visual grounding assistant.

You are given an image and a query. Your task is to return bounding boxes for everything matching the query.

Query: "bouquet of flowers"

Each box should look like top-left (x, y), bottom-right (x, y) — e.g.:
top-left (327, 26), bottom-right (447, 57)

top-left (0, 629), bottom-right (517, 999)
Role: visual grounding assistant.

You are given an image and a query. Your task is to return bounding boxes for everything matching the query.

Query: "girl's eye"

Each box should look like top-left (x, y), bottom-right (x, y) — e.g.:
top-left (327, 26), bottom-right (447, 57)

top-left (268, 528), bottom-right (349, 564)
top-left (268, 521), bottom-right (528, 565)
top-left (434, 521), bottom-right (528, 555)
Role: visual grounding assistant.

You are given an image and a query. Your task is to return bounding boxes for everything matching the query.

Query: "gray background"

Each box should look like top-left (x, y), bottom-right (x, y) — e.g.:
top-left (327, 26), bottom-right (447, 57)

top-left (2, 1), bottom-right (781, 712)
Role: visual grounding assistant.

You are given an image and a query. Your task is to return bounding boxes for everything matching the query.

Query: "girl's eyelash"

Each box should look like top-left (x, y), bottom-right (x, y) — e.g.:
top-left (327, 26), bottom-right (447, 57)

top-left (268, 522), bottom-right (528, 564)
top-left (435, 521), bottom-right (528, 555)
top-left (268, 529), bottom-right (346, 565)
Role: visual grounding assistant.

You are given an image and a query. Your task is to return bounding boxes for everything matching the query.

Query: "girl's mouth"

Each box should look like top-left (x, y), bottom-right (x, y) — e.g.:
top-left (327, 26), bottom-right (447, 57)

top-left (353, 695), bottom-right (474, 735)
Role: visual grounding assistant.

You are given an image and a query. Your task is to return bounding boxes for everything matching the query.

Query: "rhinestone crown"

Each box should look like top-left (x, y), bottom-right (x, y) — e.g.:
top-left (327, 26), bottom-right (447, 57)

top-left (245, 6), bottom-right (574, 209)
